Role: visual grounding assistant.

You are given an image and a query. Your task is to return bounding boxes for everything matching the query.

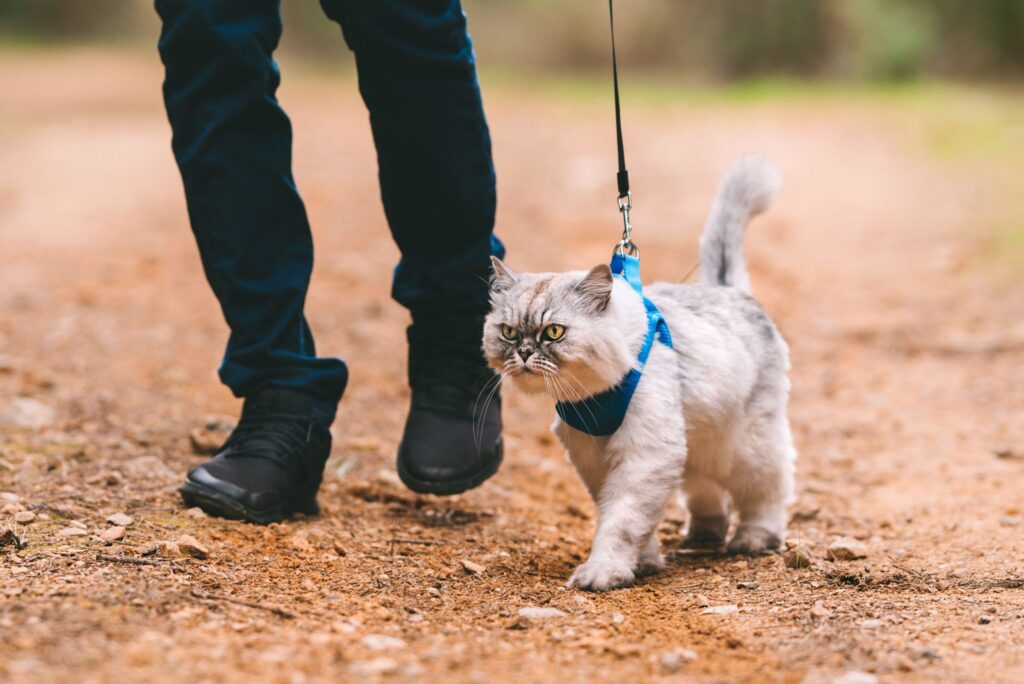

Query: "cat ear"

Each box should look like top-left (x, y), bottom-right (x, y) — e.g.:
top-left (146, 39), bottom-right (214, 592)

top-left (490, 256), bottom-right (518, 292)
top-left (577, 264), bottom-right (613, 312)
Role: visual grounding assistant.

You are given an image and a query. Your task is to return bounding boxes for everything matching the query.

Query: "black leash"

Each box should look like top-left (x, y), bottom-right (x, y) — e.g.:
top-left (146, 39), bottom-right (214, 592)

top-left (609, 0), bottom-right (628, 199)
top-left (608, 0), bottom-right (635, 255)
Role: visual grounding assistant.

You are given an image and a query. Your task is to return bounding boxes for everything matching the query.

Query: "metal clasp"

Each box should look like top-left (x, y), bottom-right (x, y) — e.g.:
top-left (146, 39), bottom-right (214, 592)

top-left (615, 192), bottom-right (639, 257)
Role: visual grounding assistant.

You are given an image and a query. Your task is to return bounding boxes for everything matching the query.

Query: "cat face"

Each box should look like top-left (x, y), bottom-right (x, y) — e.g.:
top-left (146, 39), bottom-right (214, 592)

top-left (482, 257), bottom-right (636, 401)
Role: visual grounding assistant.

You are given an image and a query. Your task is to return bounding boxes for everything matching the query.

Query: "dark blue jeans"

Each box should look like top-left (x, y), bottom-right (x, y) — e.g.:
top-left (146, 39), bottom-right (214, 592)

top-left (156, 0), bottom-right (503, 417)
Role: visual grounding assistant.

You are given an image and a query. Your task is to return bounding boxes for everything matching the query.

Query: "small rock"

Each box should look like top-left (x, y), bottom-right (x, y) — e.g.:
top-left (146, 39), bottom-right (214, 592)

top-left (826, 537), bottom-right (868, 561)
top-left (517, 607), bottom-right (565, 620)
top-left (860, 619), bottom-right (884, 629)
top-left (175, 534), bottom-right (209, 560)
top-left (350, 658), bottom-right (399, 676)
top-left (810, 601), bottom-right (832, 618)
top-left (68, 520), bottom-right (87, 530)
top-left (361, 634), bottom-right (407, 651)
top-left (0, 492), bottom-right (20, 503)
top-left (659, 648), bottom-right (698, 673)
top-left (100, 526), bottom-right (126, 543)
top-left (189, 416), bottom-right (235, 454)
top-left (158, 541), bottom-right (181, 558)
top-left (0, 397), bottom-right (56, 429)
top-left (978, 615), bottom-right (993, 625)
top-left (611, 612), bottom-right (625, 624)
top-left (106, 512), bottom-right (134, 527)
top-left (427, 587), bottom-right (441, 598)
top-left (833, 672), bottom-right (878, 684)
top-left (58, 527), bottom-right (88, 537)
top-left (2, 502), bottom-right (26, 514)
top-left (736, 581), bottom-right (759, 590)
top-left (785, 544), bottom-right (813, 569)
top-left (994, 448), bottom-right (1022, 461)
top-left (572, 595), bottom-right (591, 606)
top-left (694, 594), bottom-right (710, 608)
top-left (701, 605), bottom-right (739, 616)
top-left (333, 542), bottom-right (347, 556)
top-left (461, 559), bottom-right (485, 575)
top-left (14, 511), bottom-right (35, 524)
top-left (185, 507), bottom-right (206, 519)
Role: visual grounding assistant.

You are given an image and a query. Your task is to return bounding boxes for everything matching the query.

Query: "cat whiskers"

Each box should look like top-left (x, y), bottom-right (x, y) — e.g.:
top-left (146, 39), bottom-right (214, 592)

top-left (472, 362), bottom-right (511, 454)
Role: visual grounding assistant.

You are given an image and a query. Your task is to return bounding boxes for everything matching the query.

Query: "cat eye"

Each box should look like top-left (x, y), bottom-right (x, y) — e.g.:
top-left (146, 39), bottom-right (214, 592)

top-left (500, 324), bottom-right (520, 341)
top-left (542, 324), bottom-right (566, 341)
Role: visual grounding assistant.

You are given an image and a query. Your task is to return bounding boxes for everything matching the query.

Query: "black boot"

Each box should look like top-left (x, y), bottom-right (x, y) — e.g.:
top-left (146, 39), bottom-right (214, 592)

top-left (396, 313), bottom-right (503, 495)
top-left (179, 388), bottom-right (333, 524)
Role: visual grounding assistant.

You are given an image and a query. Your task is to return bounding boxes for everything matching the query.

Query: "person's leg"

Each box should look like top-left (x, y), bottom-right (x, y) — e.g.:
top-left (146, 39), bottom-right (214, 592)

top-left (156, 0), bottom-right (345, 522)
top-left (157, 0), bottom-right (347, 410)
top-left (321, 0), bottom-right (503, 494)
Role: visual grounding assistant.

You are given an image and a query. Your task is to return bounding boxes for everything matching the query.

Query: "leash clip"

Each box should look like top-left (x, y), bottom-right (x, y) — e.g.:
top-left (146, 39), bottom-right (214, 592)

top-left (615, 191), bottom-right (638, 257)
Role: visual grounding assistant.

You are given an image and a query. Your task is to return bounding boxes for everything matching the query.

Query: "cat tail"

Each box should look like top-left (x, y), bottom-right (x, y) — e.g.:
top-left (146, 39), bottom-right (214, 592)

top-left (698, 155), bottom-right (782, 294)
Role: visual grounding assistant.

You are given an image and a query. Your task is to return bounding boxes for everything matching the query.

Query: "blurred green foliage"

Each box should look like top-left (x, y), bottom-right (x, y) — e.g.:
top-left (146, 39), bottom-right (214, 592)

top-left (0, 0), bottom-right (1021, 81)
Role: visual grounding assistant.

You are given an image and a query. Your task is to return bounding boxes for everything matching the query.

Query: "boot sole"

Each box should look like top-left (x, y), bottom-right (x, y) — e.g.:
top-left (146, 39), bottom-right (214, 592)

top-left (396, 441), bottom-right (503, 496)
top-left (179, 480), bottom-right (318, 525)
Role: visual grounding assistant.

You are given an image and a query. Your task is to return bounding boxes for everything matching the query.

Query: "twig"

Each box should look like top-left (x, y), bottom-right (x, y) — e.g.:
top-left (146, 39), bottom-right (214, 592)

top-left (886, 555), bottom-right (937, 593)
top-left (96, 553), bottom-right (163, 567)
top-left (190, 588), bottom-right (296, 619)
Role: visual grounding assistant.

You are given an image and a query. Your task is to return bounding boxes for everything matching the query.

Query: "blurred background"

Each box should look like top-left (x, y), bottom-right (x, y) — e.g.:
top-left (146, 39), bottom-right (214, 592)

top-left (1, 2), bottom-right (1023, 682)
top-left (2, 0), bottom-right (1023, 80)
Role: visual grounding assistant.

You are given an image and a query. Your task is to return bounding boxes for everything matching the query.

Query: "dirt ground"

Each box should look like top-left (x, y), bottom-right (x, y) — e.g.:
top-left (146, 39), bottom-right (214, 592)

top-left (1, 48), bottom-right (1023, 684)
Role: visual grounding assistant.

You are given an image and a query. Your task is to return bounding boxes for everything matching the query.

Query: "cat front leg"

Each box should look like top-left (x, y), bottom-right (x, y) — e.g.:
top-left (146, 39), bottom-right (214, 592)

top-left (567, 437), bottom-right (684, 591)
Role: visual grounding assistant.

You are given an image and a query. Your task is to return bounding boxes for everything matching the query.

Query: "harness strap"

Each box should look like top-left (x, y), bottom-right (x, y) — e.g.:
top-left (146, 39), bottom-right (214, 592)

top-left (555, 254), bottom-right (672, 436)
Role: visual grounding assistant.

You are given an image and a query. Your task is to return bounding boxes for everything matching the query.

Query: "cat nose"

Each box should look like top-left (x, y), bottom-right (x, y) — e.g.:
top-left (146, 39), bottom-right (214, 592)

top-left (517, 347), bottom-right (533, 362)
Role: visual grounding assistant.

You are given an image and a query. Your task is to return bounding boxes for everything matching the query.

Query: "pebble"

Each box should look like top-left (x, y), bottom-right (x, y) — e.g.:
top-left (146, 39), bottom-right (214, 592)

top-left (0, 397), bottom-right (56, 429)
top-left (736, 581), bottom-right (759, 590)
top-left (833, 672), bottom-right (878, 684)
top-left (58, 527), bottom-right (88, 537)
top-left (0, 492), bottom-right (20, 503)
top-left (158, 541), bottom-right (181, 558)
top-left (2, 503), bottom-right (26, 514)
top-left (701, 605), bottom-right (739, 616)
top-left (185, 507), bottom-right (207, 519)
top-left (350, 658), bottom-right (399, 676)
top-left (826, 537), bottom-right (868, 561)
top-left (810, 601), bottom-right (832, 618)
top-left (106, 512), bottom-right (134, 527)
top-left (100, 526), bottom-right (126, 543)
top-left (517, 607), bottom-right (565, 620)
top-left (14, 511), bottom-right (35, 524)
top-left (461, 559), bottom-right (485, 575)
top-left (611, 612), bottom-right (625, 624)
top-left (785, 544), bottom-right (813, 569)
top-left (659, 648), bottom-right (698, 673)
top-left (695, 594), bottom-right (710, 608)
top-left (175, 534), bottom-right (209, 560)
top-left (978, 615), bottom-right (993, 625)
top-left (361, 634), bottom-right (407, 651)
top-left (68, 520), bottom-right (87, 530)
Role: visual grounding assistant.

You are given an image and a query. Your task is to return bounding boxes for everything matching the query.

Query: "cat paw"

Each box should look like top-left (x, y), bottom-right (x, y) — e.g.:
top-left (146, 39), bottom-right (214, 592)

top-left (635, 552), bottom-right (666, 578)
top-left (727, 525), bottom-right (782, 555)
top-left (567, 560), bottom-right (636, 592)
top-left (682, 515), bottom-right (729, 549)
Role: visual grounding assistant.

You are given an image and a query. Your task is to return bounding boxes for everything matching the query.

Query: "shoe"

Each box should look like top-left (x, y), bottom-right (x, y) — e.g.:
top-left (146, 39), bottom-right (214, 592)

top-left (396, 313), bottom-right (503, 495)
top-left (179, 388), bottom-right (333, 524)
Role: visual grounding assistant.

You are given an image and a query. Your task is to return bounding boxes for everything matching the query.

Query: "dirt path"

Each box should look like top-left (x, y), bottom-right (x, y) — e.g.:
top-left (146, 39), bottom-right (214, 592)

top-left (1, 48), bottom-right (1022, 683)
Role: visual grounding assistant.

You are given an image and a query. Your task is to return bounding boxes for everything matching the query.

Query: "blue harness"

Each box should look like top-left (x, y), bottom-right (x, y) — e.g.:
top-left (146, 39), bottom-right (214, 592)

top-left (555, 253), bottom-right (673, 436)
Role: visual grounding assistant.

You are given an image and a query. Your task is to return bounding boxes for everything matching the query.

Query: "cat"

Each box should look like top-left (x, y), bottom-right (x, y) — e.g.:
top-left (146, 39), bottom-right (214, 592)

top-left (481, 156), bottom-right (796, 591)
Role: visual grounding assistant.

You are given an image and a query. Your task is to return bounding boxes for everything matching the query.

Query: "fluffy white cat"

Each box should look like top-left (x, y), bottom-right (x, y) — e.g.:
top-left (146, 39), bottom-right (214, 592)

top-left (482, 156), bottom-right (796, 591)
